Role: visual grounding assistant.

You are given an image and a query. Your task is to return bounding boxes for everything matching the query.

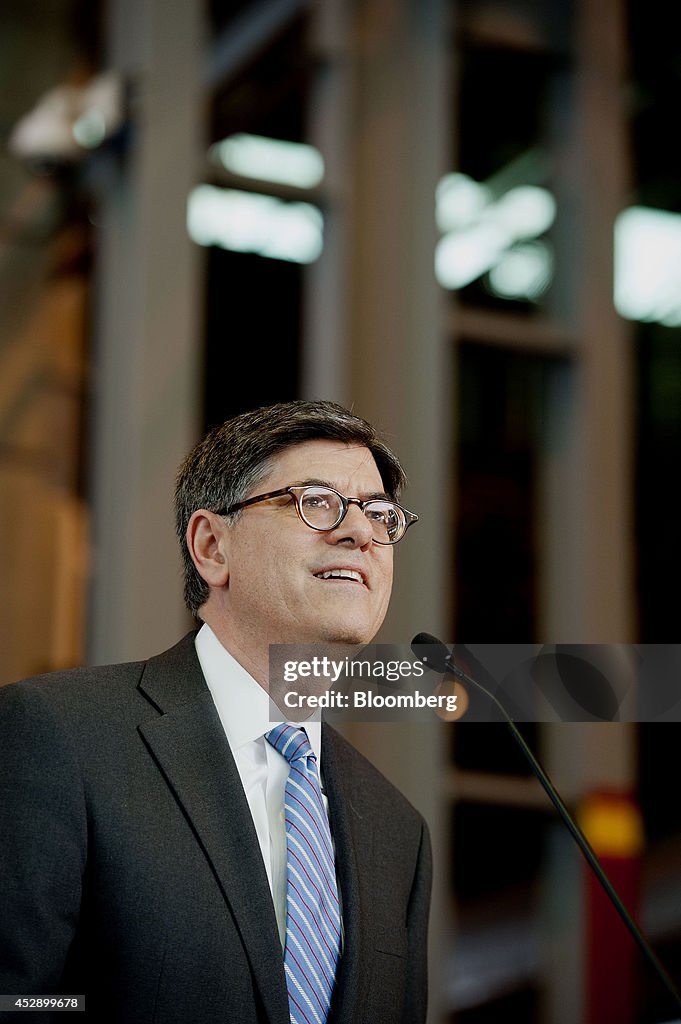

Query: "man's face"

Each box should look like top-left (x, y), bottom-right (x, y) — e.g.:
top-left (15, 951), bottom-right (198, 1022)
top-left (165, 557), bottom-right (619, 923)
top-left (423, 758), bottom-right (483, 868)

top-left (216, 440), bottom-right (394, 655)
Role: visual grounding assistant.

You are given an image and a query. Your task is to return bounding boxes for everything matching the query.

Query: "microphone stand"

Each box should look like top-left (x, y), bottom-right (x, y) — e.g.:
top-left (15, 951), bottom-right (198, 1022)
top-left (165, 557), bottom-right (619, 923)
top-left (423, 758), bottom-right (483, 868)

top-left (413, 635), bottom-right (681, 1021)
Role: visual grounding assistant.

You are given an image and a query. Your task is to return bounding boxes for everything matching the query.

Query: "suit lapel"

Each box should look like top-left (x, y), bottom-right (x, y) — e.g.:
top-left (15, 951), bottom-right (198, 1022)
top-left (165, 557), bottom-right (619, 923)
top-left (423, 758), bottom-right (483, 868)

top-left (137, 633), bottom-right (289, 1024)
top-left (321, 724), bottom-right (374, 1023)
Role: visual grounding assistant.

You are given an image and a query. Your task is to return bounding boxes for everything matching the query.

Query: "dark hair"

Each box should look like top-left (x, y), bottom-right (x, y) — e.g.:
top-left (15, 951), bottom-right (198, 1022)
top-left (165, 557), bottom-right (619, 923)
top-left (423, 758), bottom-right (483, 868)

top-left (174, 400), bottom-right (406, 618)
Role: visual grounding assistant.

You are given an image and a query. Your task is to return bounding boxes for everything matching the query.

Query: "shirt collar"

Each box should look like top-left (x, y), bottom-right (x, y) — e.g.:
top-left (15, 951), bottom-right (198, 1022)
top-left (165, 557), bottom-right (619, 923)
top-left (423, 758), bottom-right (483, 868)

top-left (194, 623), bottom-right (322, 761)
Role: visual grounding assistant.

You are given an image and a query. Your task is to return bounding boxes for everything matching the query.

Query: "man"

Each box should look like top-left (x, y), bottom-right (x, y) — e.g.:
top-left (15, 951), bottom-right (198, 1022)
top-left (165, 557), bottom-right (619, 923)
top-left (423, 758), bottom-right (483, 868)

top-left (0, 400), bottom-right (431, 1023)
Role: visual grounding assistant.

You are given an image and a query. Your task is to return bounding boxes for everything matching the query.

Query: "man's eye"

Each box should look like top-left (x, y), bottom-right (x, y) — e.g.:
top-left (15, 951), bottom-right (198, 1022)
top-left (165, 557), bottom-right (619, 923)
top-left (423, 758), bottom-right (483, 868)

top-left (302, 495), bottom-right (330, 509)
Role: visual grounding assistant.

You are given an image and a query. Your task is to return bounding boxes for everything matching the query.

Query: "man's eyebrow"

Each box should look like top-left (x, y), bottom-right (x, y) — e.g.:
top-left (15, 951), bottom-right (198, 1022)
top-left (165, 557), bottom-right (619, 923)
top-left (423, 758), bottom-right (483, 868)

top-left (291, 479), bottom-right (392, 501)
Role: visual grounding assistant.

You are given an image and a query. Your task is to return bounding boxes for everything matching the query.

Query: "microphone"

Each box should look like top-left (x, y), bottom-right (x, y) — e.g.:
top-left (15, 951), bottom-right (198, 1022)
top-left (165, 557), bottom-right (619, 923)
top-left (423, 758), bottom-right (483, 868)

top-left (411, 631), bottom-right (681, 1019)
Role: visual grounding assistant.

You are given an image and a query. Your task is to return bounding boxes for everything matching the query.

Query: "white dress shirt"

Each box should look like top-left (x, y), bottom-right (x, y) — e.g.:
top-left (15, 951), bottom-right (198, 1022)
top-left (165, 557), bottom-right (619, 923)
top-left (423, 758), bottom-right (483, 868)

top-left (195, 623), bottom-right (323, 948)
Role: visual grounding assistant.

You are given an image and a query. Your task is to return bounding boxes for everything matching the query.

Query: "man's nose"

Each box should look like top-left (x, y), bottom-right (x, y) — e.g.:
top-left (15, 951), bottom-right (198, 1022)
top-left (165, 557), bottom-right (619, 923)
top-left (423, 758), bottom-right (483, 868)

top-left (325, 503), bottom-right (374, 548)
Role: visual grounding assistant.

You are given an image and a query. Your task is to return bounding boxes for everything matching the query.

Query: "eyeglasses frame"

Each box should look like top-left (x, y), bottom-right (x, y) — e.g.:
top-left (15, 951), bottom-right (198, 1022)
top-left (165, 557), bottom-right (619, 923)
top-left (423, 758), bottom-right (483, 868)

top-left (217, 484), bottom-right (419, 545)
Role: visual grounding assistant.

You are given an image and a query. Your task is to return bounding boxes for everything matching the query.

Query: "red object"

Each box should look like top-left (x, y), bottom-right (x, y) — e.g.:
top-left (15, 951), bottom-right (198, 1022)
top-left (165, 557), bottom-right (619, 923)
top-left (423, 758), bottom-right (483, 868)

top-left (580, 792), bottom-right (643, 1024)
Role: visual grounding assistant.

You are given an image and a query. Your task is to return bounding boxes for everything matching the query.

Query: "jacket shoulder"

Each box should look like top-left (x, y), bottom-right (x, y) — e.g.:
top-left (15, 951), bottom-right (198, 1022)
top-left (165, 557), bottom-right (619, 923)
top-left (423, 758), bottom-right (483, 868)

top-left (0, 631), bottom-right (200, 714)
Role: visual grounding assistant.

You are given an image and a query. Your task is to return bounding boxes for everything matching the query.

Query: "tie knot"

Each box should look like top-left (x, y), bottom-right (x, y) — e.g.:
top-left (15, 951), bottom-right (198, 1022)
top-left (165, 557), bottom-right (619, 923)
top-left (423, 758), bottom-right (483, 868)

top-left (266, 723), bottom-right (314, 764)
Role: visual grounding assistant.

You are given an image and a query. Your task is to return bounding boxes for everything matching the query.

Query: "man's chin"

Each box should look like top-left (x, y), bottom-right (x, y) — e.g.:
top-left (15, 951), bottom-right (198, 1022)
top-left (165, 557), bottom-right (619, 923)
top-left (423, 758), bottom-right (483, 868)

top-left (317, 618), bottom-right (380, 647)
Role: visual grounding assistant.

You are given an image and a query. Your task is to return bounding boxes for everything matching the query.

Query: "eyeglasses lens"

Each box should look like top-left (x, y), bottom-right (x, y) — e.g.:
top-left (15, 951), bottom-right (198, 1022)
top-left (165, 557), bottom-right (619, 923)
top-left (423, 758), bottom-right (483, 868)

top-left (299, 488), bottom-right (342, 529)
top-left (366, 502), bottom-right (403, 543)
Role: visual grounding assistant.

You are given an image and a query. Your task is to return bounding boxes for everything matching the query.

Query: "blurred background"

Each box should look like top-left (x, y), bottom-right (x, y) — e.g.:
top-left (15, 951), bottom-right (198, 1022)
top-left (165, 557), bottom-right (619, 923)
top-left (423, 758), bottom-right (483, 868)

top-left (2, 0), bottom-right (681, 1020)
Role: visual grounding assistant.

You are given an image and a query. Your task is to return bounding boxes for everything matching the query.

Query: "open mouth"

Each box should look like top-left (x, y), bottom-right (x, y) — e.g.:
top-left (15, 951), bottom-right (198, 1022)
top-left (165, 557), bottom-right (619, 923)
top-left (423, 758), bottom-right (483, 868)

top-left (313, 568), bottom-right (365, 585)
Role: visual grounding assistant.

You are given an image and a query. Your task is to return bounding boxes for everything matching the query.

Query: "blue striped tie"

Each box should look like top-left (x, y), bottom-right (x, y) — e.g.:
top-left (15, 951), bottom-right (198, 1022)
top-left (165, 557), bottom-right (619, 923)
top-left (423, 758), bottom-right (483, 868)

top-left (266, 723), bottom-right (341, 1024)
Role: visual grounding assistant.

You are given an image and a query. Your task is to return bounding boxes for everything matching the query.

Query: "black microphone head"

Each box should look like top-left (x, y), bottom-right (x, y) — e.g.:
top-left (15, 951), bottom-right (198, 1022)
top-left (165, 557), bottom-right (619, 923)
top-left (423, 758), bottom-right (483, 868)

top-left (411, 633), bottom-right (450, 674)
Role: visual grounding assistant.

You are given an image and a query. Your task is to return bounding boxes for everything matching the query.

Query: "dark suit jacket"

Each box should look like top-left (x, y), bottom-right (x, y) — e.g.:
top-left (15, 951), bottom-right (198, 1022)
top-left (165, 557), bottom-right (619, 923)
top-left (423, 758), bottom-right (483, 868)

top-left (0, 632), bottom-right (431, 1023)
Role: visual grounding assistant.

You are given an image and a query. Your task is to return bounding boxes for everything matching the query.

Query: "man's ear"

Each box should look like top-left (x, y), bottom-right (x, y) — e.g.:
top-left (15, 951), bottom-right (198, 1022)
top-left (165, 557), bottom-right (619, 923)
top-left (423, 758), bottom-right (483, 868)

top-left (186, 510), bottom-right (230, 589)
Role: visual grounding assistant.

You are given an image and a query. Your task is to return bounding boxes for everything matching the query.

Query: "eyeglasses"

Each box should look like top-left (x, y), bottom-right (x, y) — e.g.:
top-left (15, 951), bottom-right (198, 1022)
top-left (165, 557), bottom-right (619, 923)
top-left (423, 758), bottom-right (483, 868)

top-left (219, 484), bottom-right (419, 545)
